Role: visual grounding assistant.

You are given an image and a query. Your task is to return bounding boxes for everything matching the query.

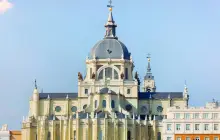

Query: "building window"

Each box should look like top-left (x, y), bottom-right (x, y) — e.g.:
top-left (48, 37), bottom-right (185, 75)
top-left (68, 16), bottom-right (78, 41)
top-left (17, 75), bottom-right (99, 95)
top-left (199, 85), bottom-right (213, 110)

top-left (177, 137), bottom-right (181, 140)
top-left (205, 137), bottom-right (210, 140)
top-left (195, 137), bottom-right (200, 140)
top-left (157, 132), bottom-right (161, 140)
top-left (204, 124), bottom-right (209, 130)
top-left (90, 68), bottom-right (92, 79)
top-left (214, 124), bottom-right (219, 130)
top-left (83, 104), bottom-right (87, 109)
top-left (55, 106), bottom-right (61, 112)
top-left (71, 106), bottom-right (77, 112)
top-left (111, 100), bottom-right (115, 108)
top-left (85, 89), bottom-right (88, 94)
top-left (195, 124), bottom-right (200, 130)
top-left (214, 137), bottom-right (219, 140)
top-left (125, 68), bottom-right (128, 79)
top-left (203, 113), bottom-right (209, 119)
top-left (167, 137), bottom-right (172, 140)
top-left (47, 132), bottom-right (51, 140)
top-left (98, 70), bottom-right (103, 79)
top-left (194, 113), bottom-right (199, 119)
top-left (127, 89), bottom-right (131, 94)
top-left (186, 124), bottom-right (190, 131)
top-left (175, 113), bottom-right (180, 119)
top-left (114, 69), bottom-right (119, 79)
top-left (176, 124), bottom-right (181, 131)
top-left (102, 100), bottom-right (106, 108)
top-left (213, 113), bottom-right (218, 119)
top-left (127, 131), bottom-right (131, 140)
top-left (73, 130), bottom-right (76, 140)
top-left (157, 106), bottom-right (163, 112)
top-left (185, 113), bottom-right (190, 119)
top-left (98, 67), bottom-right (119, 80)
top-left (98, 131), bottom-right (102, 140)
top-left (167, 124), bottom-right (171, 131)
top-left (125, 104), bottom-right (132, 112)
top-left (95, 100), bottom-right (97, 108)
top-left (186, 137), bottom-right (190, 140)
top-left (105, 67), bottom-right (112, 79)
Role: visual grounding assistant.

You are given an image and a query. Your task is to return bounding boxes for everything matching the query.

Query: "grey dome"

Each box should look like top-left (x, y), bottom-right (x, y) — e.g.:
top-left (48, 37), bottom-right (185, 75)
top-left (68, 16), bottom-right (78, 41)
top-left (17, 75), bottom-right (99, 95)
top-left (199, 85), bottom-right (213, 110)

top-left (90, 39), bottom-right (130, 60)
top-left (99, 88), bottom-right (116, 94)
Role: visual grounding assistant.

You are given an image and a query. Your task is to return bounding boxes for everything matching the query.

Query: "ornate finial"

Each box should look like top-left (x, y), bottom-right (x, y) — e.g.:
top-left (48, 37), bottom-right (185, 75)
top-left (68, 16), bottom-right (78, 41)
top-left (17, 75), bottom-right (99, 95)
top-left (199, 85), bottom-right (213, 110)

top-left (34, 79), bottom-right (37, 89)
top-left (66, 94), bottom-right (69, 99)
top-left (107, 0), bottom-right (113, 11)
top-left (47, 94), bottom-right (50, 99)
top-left (147, 53), bottom-right (151, 62)
top-left (184, 80), bottom-right (187, 87)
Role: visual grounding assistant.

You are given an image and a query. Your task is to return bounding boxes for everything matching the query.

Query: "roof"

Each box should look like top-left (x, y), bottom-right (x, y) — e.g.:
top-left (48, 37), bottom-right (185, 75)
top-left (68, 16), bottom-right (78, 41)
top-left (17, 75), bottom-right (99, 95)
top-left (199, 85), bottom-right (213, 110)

top-left (138, 92), bottom-right (183, 100)
top-left (89, 39), bottom-right (130, 60)
top-left (39, 93), bottom-right (78, 99)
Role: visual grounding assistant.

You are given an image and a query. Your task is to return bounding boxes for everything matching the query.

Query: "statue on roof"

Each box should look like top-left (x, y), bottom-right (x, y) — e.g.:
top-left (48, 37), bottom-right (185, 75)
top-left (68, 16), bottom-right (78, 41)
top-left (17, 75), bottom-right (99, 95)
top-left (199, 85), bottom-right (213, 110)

top-left (78, 72), bottom-right (83, 81)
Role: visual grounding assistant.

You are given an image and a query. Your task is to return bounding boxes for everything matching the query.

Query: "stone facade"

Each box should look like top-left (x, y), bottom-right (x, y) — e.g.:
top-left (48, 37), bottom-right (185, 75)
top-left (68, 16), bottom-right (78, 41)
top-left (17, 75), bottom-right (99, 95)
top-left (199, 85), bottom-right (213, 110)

top-left (21, 6), bottom-right (189, 140)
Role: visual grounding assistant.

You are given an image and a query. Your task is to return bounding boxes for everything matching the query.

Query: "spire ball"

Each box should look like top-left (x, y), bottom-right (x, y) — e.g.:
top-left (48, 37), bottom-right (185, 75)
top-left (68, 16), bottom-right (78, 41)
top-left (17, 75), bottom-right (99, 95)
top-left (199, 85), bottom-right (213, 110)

top-left (109, 7), bottom-right (112, 11)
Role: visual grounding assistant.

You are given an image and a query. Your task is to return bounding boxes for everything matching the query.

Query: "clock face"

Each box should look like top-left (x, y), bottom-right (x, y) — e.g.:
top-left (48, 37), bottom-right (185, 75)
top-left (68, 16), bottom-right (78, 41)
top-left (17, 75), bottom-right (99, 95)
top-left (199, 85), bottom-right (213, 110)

top-left (55, 106), bottom-right (61, 112)
top-left (71, 106), bottom-right (77, 112)
top-left (157, 106), bottom-right (163, 112)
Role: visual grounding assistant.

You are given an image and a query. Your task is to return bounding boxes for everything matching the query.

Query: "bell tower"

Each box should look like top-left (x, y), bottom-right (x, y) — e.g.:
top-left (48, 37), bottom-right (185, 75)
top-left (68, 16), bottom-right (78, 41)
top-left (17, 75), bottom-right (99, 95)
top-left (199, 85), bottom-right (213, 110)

top-left (143, 54), bottom-right (156, 92)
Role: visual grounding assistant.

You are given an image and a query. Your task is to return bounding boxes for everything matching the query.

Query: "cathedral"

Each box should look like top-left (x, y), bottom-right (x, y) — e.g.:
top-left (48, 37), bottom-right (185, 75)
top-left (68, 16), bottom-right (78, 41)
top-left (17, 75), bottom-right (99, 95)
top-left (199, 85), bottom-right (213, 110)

top-left (21, 4), bottom-right (189, 140)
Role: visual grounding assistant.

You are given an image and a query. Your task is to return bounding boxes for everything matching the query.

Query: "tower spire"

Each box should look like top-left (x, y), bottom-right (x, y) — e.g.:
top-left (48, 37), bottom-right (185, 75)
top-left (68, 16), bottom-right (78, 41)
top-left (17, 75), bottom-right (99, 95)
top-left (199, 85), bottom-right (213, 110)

top-left (143, 53), bottom-right (156, 92)
top-left (147, 53), bottom-right (151, 73)
top-left (34, 79), bottom-right (37, 89)
top-left (105, 0), bottom-right (117, 39)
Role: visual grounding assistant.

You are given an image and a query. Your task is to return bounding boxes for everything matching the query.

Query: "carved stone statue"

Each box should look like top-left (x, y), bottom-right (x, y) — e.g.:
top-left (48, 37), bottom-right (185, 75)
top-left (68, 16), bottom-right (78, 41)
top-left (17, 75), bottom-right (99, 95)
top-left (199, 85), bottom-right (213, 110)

top-left (78, 72), bottom-right (83, 81)
top-left (134, 71), bottom-right (141, 85)
top-left (92, 72), bottom-right (96, 79)
top-left (120, 73), bottom-right (124, 79)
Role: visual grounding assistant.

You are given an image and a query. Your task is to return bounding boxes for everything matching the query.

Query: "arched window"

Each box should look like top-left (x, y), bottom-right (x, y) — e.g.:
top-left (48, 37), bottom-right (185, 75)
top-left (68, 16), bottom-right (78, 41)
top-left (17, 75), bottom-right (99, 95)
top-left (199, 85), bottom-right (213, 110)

top-left (98, 67), bottom-right (119, 80)
top-left (95, 100), bottom-right (97, 108)
top-left (114, 69), bottom-right (119, 79)
top-left (98, 70), bottom-right (103, 79)
top-left (127, 131), bottom-right (131, 140)
top-left (102, 100), bottom-right (106, 108)
top-left (111, 100), bottom-right (115, 108)
top-left (105, 67), bottom-right (112, 79)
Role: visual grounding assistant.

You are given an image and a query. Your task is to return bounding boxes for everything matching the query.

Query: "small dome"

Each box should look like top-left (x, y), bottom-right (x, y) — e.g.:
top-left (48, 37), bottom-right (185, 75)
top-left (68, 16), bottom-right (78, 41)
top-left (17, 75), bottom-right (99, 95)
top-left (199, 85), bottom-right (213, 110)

top-left (99, 88), bottom-right (116, 94)
top-left (89, 39), bottom-right (130, 60)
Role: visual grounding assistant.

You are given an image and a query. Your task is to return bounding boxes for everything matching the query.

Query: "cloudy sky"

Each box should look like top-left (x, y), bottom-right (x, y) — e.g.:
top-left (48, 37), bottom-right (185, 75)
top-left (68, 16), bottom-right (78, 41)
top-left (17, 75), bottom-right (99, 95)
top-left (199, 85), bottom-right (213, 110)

top-left (1, 0), bottom-right (220, 129)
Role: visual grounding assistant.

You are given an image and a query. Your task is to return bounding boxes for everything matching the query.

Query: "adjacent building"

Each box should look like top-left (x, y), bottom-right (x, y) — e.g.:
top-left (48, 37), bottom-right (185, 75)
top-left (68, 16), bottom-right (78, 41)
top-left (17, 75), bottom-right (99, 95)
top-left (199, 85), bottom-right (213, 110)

top-left (163, 100), bottom-right (220, 140)
top-left (0, 125), bottom-right (22, 140)
top-left (10, 131), bottom-right (22, 140)
top-left (0, 124), bottom-right (10, 140)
